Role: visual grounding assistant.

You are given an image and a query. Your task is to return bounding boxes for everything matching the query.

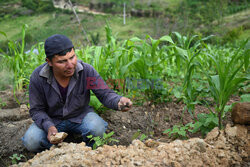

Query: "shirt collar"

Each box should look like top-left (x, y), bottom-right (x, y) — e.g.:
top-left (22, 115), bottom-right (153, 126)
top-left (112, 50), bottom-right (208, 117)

top-left (39, 60), bottom-right (83, 83)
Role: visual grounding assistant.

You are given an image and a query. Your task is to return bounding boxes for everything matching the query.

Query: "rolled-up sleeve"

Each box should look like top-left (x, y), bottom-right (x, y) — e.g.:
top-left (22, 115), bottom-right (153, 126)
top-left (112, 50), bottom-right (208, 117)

top-left (29, 73), bottom-right (54, 132)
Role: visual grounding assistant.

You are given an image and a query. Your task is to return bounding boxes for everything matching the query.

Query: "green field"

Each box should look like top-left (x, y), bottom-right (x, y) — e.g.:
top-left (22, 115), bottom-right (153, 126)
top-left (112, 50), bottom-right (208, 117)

top-left (0, 0), bottom-right (249, 138)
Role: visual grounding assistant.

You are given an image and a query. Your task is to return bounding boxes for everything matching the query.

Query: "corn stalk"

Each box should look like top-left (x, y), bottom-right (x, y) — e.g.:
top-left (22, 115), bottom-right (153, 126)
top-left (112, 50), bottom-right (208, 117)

top-left (200, 40), bottom-right (249, 129)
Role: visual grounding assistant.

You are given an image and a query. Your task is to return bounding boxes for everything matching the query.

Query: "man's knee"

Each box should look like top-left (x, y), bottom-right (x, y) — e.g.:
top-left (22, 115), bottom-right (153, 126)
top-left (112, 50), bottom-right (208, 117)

top-left (90, 120), bottom-right (107, 137)
top-left (84, 112), bottom-right (108, 137)
top-left (22, 123), bottom-right (49, 152)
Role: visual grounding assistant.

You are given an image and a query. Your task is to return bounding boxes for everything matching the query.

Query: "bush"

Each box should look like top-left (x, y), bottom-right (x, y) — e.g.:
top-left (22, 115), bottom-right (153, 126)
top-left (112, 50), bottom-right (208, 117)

top-left (222, 26), bottom-right (244, 43)
top-left (37, 0), bottom-right (55, 12)
top-left (21, 0), bottom-right (55, 13)
top-left (21, 0), bottom-right (38, 11)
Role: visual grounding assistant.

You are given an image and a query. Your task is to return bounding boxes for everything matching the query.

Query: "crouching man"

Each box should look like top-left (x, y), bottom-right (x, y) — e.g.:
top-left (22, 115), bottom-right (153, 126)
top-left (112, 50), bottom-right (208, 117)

top-left (22, 34), bottom-right (132, 152)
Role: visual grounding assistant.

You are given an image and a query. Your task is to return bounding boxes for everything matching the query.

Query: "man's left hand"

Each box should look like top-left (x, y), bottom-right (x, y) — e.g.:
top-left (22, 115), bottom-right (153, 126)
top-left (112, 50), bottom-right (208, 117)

top-left (118, 97), bottom-right (133, 112)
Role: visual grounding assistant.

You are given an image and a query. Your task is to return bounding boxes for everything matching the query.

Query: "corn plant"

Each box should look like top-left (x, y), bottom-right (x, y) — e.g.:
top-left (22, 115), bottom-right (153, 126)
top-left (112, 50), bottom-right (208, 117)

top-left (200, 40), bottom-right (249, 129)
top-left (0, 25), bottom-right (45, 103)
top-left (75, 45), bottom-right (94, 64)
top-left (0, 24), bottom-right (29, 92)
top-left (171, 33), bottom-right (213, 119)
top-left (171, 32), bottom-right (214, 74)
top-left (129, 35), bottom-right (174, 100)
top-left (181, 51), bottom-right (201, 119)
top-left (0, 25), bottom-right (31, 104)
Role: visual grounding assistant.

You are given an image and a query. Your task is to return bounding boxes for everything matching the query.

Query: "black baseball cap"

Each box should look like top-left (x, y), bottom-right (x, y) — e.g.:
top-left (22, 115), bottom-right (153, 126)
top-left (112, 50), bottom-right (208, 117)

top-left (44, 34), bottom-right (74, 58)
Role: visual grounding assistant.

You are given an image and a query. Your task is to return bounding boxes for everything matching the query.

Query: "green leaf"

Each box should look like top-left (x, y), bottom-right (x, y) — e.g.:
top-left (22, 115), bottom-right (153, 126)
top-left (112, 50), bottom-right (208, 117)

top-left (244, 49), bottom-right (249, 70)
top-left (139, 134), bottom-right (147, 141)
top-left (89, 95), bottom-right (102, 110)
top-left (201, 35), bottom-right (215, 41)
top-left (120, 58), bottom-right (138, 76)
top-left (0, 31), bottom-right (7, 38)
top-left (105, 131), bottom-right (114, 138)
top-left (175, 46), bottom-right (188, 59)
top-left (178, 130), bottom-right (186, 137)
top-left (160, 35), bottom-right (174, 44)
top-left (110, 138), bottom-right (119, 143)
top-left (192, 122), bottom-right (202, 133)
top-left (211, 75), bottom-right (220, 92)
top-left (93, 144), bottom-right (97, 150)
top-left (163, 128), bottom-right (171, 134)
top-left (87, 135), bottom-right (93, 139)
top-left (95, 139), bottom-right (102, 146)
top-left (129, 37), bottom-right (142, 42)
top-left (132, 130), bottom-right (141, 140)
top-left (240, 94), bottom-right (250, 102)
top-left (224, 104), bottom-right (232, 112)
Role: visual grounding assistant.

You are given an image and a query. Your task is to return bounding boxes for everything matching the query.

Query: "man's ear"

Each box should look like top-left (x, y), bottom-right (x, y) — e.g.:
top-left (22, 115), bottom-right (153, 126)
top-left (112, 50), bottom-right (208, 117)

top-left (46, 58), bottom-right (53, 67)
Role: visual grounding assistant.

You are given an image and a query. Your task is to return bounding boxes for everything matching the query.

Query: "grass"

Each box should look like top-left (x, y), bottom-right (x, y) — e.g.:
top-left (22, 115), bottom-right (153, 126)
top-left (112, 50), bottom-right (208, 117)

top-left (0, 67), bottom-right (13, 90)
top-left (0, 12), bottom-right (168, 48)
top-left (76, 0), bottom-right (183, 10)
top-left (0, 14), bottom-right (50, 41)
top-left (239, 29), bottom-right (250, 40)
top-left (0, 2), bottom-right (249, 49)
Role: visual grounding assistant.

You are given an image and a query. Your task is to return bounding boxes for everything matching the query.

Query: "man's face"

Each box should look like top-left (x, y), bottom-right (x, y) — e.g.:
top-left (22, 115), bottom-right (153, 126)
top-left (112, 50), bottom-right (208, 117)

top-left (47, 49), bottom-right (77, 79)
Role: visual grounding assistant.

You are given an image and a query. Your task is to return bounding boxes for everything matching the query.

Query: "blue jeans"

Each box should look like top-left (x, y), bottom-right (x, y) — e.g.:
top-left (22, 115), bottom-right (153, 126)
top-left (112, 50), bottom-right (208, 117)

top-left (22, 112), bottom-right (108, 152)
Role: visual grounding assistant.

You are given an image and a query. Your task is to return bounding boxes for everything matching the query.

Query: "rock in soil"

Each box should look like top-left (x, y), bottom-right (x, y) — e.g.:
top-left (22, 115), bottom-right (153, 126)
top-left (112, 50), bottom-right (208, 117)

top-left (231, 102), bottom-right (250, 125)
top-left (12, 124), bottom-right (249, 167)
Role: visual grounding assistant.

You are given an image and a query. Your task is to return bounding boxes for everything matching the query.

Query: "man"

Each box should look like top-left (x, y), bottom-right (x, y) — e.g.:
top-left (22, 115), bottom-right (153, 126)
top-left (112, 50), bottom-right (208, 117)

top-left (22, 34), bottom-right (132, 152)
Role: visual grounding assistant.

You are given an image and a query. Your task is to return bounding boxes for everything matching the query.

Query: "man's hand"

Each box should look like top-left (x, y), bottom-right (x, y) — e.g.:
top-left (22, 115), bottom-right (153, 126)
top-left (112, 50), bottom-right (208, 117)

top-left (118, 97), bottom-right (133, 112)
top-left (47, 126), bottom-right (62, 144)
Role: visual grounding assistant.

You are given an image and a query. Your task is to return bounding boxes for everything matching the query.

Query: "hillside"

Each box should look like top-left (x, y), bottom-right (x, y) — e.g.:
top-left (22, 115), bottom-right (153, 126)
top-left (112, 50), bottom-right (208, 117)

top-left (0, 0), bottom-right (249, 49)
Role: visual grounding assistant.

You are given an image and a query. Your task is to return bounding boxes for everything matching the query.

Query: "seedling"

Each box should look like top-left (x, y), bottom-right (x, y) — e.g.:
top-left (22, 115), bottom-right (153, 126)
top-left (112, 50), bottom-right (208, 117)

top-left (87, 131), bottom-right (119, 150)
top-left (9, 153), bottom-right (26, 165)
top-left (0, 98), bottom-right (6, 108)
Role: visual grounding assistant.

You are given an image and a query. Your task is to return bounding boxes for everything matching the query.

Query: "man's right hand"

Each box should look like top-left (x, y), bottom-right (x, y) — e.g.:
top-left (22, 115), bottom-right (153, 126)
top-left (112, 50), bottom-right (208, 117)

top-left (47, 126), bottom-right (60, 144)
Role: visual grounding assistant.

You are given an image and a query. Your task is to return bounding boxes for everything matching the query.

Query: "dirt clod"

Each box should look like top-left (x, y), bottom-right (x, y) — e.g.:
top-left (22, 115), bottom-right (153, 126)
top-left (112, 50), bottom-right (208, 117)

top-left (50, 132), bottom-right (68, 143)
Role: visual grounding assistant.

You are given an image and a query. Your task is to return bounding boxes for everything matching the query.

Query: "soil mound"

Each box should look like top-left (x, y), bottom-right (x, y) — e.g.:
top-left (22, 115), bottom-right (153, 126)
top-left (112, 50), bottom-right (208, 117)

top-left (13, 124), bottom-right (249, 167)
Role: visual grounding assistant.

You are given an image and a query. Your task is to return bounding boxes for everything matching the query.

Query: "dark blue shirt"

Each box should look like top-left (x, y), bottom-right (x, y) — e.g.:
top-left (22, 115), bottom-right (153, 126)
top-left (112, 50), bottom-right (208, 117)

top-left (29, 60), bottom-right (121, 132)
top-left (57, 81), bottom-right (68, 103)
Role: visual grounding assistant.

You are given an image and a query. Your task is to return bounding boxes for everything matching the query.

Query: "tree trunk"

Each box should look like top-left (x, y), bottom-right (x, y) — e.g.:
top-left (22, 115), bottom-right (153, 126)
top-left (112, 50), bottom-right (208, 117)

top-left (231, 102), bottom-right (250, 125)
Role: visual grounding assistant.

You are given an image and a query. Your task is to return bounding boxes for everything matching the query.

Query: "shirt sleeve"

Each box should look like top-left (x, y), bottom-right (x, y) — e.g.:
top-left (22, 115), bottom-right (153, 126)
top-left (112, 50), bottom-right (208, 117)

top-left (29, 73), bottom-right (55, 132)
top-left (86, 65), bottom-right (122, 110)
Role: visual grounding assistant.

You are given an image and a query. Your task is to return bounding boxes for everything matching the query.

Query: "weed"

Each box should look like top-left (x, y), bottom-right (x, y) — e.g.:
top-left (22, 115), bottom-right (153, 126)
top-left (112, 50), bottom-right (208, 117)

top-left (131, 129), bottom-right (148, 142)
top-left (9, 153), bottom-right (26, 165)
top-left (240, 94), bottom-right (250, 102)
top-left (163, 123), bottom-right (194, 140)
top-left (191, 113), bottom-right (218, 137)
top-left (87, 131), bottom-right (119, 150)
top-left (0, 98), bottom-right (6, 108)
